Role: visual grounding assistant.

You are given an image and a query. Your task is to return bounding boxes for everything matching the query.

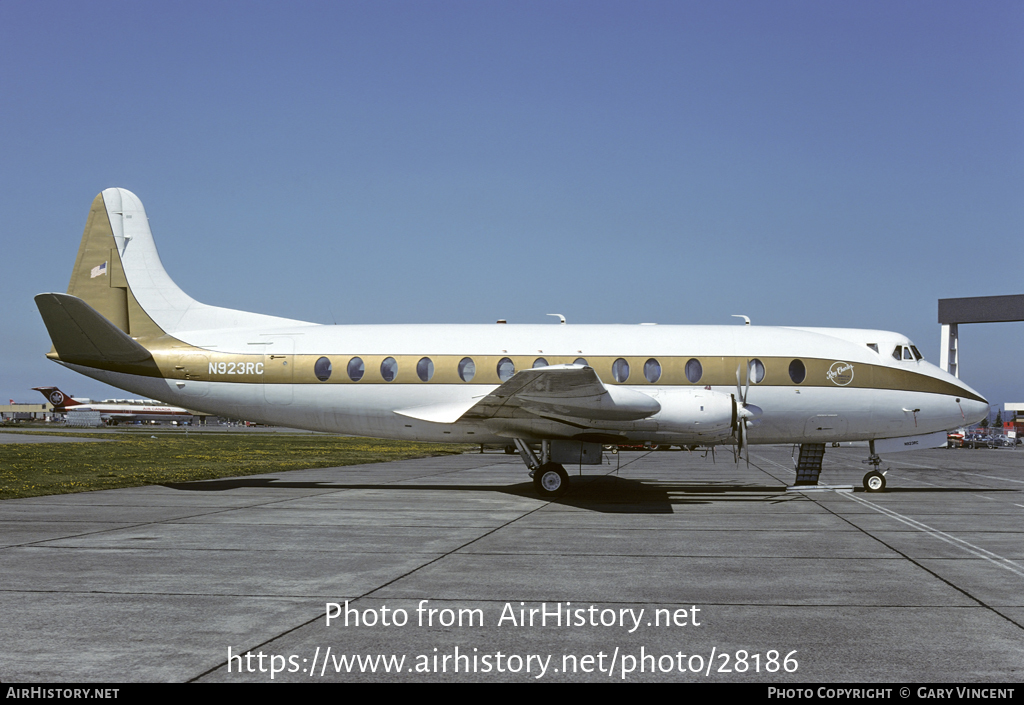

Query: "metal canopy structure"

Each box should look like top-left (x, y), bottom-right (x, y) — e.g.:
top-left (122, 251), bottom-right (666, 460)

top-left (938, 294), bottom-right (1024, 377)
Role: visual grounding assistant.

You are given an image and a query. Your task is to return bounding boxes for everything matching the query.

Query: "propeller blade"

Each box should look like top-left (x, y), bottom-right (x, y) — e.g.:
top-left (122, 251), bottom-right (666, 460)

top-left (732, 364), bottom-right (758, 466)
top-left (743, 420), bottom-right (750, 468)
top-left (736, 416), bottom-right (744, 465)
top-left (744, 360), bottom-right (752, 403)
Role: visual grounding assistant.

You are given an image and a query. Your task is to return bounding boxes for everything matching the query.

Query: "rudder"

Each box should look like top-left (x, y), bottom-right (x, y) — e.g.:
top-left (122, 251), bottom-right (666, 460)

top-left (65, 190), bottom-right (167, 340)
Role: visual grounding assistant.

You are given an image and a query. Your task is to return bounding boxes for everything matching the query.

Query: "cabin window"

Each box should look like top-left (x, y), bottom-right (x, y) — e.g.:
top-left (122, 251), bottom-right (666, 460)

top-left (910, 345), bottom-right (923, 361)
top-left (347, 357), bottom-right (365, 382)
top-left (749, 359), bottom-right (765, 384)
top-left (903, 347), bottom-right (914, 361)
top-left (380, 357), bottom-right (398, 382)
top-left (458, 357), bottom-right (476, 382)
top-left (417, 357), bottom-right (434, 382)
top-left (574, 358), bottom-right (588, 366)
top-left (644, 358), bottom-right (661, 383)
top-left (314, 357), bottom-right (332, 382)
top-left (789, 359), bottom-right (806, 384)
top-left (685, 358), bottom-right (703, 384)
top-left (892, 346), bottom-right (903, 361)
top-left (497, 357), bottom-right (515, 381)
top-left (612, 358), bottom-right (630, 383)
top-left (533, 358), bottom-right (549, 368)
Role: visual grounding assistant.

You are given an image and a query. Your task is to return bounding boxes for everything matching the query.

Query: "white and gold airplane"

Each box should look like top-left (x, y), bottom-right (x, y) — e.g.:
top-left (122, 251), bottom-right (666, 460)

top-left (35, 188), bottom-right (988, 497)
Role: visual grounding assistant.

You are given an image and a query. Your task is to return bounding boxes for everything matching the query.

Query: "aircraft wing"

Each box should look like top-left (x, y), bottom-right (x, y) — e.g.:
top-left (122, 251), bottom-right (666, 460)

top-left (395, 365), bottom-right (661, 425)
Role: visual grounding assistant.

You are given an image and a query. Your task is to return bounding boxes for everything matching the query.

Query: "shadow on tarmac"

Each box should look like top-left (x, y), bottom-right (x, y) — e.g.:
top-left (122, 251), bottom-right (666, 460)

top-left (161, 471), bottom-right (1011, 514)
top-left (163, 473), bottom-right (1000, 513)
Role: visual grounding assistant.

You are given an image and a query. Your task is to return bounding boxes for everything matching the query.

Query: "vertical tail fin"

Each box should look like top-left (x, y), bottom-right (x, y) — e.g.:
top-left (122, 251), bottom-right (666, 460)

top-left (61, 188), bottom-right (313, 340)
top-left (66, 189), bottom-right (168, 339)
top-left (32, 387), bottom-right (81, 409)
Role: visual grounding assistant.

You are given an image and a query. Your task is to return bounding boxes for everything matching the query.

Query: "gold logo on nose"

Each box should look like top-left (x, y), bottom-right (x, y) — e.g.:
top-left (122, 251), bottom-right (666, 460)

top-left (827, 362), bottom-right (854, 386)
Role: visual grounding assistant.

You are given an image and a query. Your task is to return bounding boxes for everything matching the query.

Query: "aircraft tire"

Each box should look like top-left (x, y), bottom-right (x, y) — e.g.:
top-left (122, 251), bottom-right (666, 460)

top-left (533, 463), bottom-right (569, 498)
top-left (863, 471), bottom-right (886, 493)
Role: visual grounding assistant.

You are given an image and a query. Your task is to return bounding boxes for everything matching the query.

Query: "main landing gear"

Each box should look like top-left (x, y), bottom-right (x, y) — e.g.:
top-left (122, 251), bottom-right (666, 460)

top-left (512, 439), bottom-right (570, 499)
top-left (862, 441), bottom-right (887, 493)
top-left (533, 463), bottom-right (569, 498)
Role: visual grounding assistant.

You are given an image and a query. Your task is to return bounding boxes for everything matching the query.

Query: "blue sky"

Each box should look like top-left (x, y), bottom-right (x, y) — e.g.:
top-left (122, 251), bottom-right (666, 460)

top-left (1, 1), bottom-right (1021, 414)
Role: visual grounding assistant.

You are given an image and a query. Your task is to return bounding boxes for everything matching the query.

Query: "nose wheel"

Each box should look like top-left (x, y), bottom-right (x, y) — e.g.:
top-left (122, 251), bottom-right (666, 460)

top-left (863, 470), bottom-right (886, 492)
top-left (533, 463), bottom-right (569, 498)
top-left (861, 441), bottom-right (888, 492)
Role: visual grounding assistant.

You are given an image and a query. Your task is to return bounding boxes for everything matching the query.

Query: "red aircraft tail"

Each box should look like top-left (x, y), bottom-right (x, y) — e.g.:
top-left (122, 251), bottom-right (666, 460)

top-left (32, 387), bottom-right (82, 409)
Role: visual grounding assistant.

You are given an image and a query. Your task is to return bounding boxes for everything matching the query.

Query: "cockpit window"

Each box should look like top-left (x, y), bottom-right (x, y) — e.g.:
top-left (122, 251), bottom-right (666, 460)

top-left (892, 344), bottom-right (922, 362)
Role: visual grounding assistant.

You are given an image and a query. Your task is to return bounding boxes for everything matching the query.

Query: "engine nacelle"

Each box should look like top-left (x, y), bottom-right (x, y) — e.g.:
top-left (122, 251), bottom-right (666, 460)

top-left (647, 388), bottom-right (735, 443)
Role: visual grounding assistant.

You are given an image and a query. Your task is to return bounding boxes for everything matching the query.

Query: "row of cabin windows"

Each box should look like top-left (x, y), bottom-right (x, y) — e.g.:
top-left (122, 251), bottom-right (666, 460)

top-left (313, 356), bottom-right (810, 385)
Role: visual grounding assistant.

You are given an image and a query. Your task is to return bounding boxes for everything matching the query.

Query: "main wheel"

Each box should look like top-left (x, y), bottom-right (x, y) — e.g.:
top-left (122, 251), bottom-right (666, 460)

top-left (863, 471), bottom-right (886, 492)
top-left (533, 463), bottom-right (569, 498)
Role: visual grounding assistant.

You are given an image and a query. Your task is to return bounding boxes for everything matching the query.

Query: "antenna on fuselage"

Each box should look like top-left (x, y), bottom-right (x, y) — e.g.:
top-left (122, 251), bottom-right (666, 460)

top-left (732, 315), bottom-right (751, 325)
top-left (547, 314), bottom-right (566, 324)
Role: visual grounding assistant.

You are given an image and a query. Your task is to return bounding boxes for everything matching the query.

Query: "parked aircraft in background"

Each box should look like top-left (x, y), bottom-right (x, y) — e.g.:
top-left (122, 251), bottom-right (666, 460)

top-left (33, 386), bottom-right (194, 425)
top-left (35, 188), bottom-right (988, 495)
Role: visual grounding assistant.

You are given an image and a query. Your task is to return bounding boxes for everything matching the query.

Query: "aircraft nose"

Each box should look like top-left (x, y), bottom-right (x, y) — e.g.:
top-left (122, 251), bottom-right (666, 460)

top-left (959, 396), bottom-right (989, 426)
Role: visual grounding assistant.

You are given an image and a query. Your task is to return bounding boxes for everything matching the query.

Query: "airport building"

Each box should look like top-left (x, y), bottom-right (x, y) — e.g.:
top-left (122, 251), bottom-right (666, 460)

top-left (2, 396), bottom-right (210, 426)
top-left (939, 294), bottom-right (1023, 437)
top-left (0, 402), bottom-right (54, 422)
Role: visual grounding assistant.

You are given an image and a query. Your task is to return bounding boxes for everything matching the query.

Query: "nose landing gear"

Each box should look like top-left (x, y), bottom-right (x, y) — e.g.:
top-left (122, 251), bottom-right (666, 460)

top-left (862, 441), bottom-right (888, 492)
top-left (863, 470), bottom-right (886, 492)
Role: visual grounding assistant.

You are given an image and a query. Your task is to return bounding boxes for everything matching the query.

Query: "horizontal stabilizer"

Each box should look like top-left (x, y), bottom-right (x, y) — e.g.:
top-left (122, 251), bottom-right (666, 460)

top-left (35, 293), bottom-right (153, 364)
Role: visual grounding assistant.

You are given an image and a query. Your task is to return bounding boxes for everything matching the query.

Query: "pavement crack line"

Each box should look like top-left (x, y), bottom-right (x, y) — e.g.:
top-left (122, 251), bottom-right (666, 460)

top-left (839, 492), bottom-right (1024, 578)
top-left (188, 461), bottom-right (553, 682)
top-left (749, 450), bottom-right (1024, 632)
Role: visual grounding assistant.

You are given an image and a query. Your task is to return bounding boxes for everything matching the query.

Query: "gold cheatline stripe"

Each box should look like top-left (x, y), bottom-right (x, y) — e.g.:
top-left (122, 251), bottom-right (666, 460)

top-left (59, 350), bottom-right (985, 404)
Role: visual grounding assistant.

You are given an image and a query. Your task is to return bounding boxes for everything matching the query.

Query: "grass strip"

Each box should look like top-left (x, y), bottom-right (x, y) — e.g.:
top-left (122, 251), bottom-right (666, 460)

top-left (0, 433), bottom-right (474, 500)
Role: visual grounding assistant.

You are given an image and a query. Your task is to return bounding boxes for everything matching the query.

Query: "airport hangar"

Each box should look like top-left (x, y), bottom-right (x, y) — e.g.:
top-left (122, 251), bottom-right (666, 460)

top-left (939, 293), bottom-right (1024, 430)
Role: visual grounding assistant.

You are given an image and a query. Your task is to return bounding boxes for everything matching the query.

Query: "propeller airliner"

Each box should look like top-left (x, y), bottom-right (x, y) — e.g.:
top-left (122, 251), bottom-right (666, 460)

top-left (35, 188), bottom-right (988, 497)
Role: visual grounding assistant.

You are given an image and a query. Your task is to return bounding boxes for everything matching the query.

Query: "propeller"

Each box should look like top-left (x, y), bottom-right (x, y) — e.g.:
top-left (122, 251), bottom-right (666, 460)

top-left (733, 361), bottom-right (763, 466)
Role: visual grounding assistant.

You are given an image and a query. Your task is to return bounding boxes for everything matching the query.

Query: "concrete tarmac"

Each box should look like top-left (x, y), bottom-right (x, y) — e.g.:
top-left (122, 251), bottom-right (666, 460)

top-left (1, 445), bottom-right (1022, 683)
top-left (0, 433), bottom-right (113, 444)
